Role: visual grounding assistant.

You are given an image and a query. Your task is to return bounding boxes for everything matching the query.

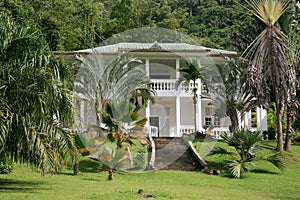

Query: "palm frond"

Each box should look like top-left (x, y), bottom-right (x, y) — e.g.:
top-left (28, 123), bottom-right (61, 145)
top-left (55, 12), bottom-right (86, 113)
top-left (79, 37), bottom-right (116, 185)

top-left (207, 146), bottom-right (235, 156)
top-left (267, 153), bottom-right (285, 171)
top-left (246, 0), bottom-right (290, 26)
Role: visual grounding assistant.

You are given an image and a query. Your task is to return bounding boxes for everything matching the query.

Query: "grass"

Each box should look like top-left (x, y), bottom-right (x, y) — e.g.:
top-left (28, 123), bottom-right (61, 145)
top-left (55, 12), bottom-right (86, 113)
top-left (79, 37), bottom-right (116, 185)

top-left (1, 142), bottom-right (300, 200)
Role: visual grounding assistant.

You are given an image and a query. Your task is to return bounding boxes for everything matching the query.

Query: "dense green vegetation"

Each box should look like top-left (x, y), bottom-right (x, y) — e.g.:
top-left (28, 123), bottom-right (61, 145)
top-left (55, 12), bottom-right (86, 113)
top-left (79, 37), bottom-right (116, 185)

top-left (0, 142), bottom-right (300, 199)
top-left (3, 0), bottom-right (299, 52)
top-left (0, 0), bottom-right (299, 176)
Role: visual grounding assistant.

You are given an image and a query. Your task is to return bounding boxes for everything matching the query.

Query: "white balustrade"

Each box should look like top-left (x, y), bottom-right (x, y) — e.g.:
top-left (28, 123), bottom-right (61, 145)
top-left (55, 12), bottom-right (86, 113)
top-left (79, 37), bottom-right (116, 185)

top-left (145, 126), bottom-right (158, 137)
top-left (150, 79), bottom-right (204, 93)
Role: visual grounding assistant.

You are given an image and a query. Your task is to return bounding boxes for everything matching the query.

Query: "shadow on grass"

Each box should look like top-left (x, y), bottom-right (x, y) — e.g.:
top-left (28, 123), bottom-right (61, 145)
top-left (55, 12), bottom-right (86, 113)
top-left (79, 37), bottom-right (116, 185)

top-left (251, 169), bottom-right (280, 175)
top-left (205, 160), bottom-right (227, 170)
top-left (79, 158), bottom-right (103, 173)
top-left (0, 179), bottom-right (47, 193)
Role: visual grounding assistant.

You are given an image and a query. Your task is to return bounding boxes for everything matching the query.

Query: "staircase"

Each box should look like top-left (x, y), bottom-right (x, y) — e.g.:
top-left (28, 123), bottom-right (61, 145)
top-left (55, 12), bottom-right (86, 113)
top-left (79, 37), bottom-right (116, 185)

top-left (153, 137), bottom-right (204, 171)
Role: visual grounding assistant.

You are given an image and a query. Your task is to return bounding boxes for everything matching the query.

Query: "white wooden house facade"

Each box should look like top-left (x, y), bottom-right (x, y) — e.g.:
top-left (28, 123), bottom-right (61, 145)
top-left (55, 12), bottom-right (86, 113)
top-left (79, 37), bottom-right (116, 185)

top-left (73, 42), bottom-right (267, 138)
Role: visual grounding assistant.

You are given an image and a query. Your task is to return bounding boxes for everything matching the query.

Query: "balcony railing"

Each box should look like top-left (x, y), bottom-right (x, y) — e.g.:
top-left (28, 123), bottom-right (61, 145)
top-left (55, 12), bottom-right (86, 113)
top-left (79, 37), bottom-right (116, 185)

top-left (150, 79), bottom-right (201, 92)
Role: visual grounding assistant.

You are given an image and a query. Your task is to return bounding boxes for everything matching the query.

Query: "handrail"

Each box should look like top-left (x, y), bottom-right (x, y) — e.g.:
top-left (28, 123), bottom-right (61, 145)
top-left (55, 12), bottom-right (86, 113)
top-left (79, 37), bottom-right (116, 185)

top-left (146, 134), bottom-right (156, 170)
top-left (186, 140), bottom-right (207, 169)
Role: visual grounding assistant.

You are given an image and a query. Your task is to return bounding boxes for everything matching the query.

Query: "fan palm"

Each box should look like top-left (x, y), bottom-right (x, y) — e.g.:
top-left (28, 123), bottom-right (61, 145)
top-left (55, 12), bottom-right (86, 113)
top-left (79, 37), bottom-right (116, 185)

top-left (74, 50), bottom-right (153, 148)
top-left (243, 0), bottom-right (297, 151)
top-left (176, 59), bottom-right (208, 132)
top-left (88, 141), bottom-right (128, 180)
top-left (208, 129), bottom-right (284, 178)
top-left (214, 60), bottom-right (257, 132)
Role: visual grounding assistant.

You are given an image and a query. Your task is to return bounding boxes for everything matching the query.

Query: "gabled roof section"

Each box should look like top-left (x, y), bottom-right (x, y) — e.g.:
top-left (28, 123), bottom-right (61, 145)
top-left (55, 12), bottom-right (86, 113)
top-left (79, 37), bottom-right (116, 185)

top-left (75, 42), bottom-right (238, 57)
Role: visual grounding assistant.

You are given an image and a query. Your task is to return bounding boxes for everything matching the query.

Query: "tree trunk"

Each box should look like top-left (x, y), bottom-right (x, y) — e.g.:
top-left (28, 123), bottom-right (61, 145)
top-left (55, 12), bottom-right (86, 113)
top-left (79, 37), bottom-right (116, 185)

top-left (284, 94), bottom-right (296, 151)
top-left (73, 161), bottom-right (79, 175)
top-left (276, 103), bottom-right (284, 151)
top-left (227, 101), bottom-right (239, 133)
top-left (108, 169), bottom-right (114, 180)
top-left (189, 0), bottom-right (193, 16)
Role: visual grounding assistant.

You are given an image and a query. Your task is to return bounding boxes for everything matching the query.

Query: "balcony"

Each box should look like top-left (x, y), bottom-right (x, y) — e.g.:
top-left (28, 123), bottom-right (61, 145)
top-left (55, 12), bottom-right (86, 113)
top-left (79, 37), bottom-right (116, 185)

top-left (150, 79), bottom-right (207, 96)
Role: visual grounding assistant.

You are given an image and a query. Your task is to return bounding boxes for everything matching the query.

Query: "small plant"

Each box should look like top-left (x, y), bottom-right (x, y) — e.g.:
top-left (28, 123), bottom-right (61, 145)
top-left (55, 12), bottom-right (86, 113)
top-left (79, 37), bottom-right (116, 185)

top-left (207, 129), bottom-right (284, 178)
top-left (292, 129), bottom-right (300, 144)
top-left (0, 157), bottom-right (15, 174)
top-left (134, 147), bottom-right (147, 169)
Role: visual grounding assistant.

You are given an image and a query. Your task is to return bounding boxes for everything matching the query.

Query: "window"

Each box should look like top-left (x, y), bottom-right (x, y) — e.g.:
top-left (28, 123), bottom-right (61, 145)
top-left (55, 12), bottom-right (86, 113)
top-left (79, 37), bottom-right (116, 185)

top-left (205, 107), bottom-right (213, 116)
top-left (205, 117), bottom-right (212, 126)
top-left (213, 115), bottom-right (220, 127)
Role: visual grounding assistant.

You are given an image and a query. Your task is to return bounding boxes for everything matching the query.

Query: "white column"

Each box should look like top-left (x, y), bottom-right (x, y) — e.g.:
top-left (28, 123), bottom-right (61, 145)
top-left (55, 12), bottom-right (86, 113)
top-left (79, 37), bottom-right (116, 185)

top-left (145, 101), bottom-right (150, 127)
top-left (145, 58), bottom-right (150, 76)
top-left (176, 58), bottom-right (180, 79)
top-left (145, 58), bottom-right (151, 129)
top-left (260, 107), bottom-right (268, 131)
top-left (80, 100), bottom-right (85, 125)
top-left (176, 96), bottom-right (181, 136)
top-left (197, 79), bottom-right (202, 132)
top-left (256, 107), bottom-right (261, 129)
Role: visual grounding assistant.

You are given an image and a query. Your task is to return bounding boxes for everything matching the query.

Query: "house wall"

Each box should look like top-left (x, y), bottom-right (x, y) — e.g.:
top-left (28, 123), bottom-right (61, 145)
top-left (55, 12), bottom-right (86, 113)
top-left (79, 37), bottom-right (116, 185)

top-left (180, 99), bottom-right (194, 125)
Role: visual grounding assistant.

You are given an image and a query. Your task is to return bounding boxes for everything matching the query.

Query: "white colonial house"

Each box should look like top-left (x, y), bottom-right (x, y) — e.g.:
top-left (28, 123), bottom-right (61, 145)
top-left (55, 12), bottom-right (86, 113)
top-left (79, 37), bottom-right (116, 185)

top-left (67, 42), bottom-right (267, 138)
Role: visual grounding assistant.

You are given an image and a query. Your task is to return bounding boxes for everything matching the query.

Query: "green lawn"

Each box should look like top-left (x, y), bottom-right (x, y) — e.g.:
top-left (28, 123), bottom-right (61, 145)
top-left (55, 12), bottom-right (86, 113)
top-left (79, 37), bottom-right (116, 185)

top-left (1, 142), bottom-right (300, 200)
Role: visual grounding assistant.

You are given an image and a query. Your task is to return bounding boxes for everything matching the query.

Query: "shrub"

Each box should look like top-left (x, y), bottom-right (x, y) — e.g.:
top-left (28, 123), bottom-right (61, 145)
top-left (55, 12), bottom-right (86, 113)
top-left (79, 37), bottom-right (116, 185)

top-left (0, 157), bottom-right (15, 174)
top-left (292, 130), bottom-right (300, 144)
top-left (134, 147), bottom-right (147, 170)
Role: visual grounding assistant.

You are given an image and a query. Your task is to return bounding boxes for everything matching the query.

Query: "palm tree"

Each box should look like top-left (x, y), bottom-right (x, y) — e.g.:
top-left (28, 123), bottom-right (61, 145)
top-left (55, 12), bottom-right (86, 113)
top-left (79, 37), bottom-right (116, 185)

top-left (0, 13), bottom-right (76, 175)
top-left (243, 0), bottom-right (297, 151)
top-left (74, 50), bottom-right (153, 156)
top-left (208, 129), bottom-right (284, 178)
top-left (215, 60), bottom-right (257, 133)
top-left (176, 59), bottom-right (207, 133)
top-left (88, 141), bottom-right (128, 181)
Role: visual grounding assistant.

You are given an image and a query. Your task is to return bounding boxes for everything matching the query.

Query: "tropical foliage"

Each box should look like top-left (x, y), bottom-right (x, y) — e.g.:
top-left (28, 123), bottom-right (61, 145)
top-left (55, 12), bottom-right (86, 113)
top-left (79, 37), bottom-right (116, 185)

top-left (88, 141), bottom-right (128, 180)
top-left (243, 0), bottom-right (298, 151)
top-left (176, 59), bottom-right (208, 132)
top-left (74, 51), bottom-right (152, 147)
top-left (0, 13), bottom-right (76, 175)
top-left (214, 60), bottom-right (256, 132)
top-left (208, 130), bottom-right (284, 178)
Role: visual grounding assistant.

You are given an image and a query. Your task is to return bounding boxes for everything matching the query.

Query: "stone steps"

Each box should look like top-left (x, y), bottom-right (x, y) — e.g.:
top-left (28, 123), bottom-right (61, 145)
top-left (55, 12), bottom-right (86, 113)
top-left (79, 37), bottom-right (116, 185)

top-left (153, 137), bottom-right (203, 171)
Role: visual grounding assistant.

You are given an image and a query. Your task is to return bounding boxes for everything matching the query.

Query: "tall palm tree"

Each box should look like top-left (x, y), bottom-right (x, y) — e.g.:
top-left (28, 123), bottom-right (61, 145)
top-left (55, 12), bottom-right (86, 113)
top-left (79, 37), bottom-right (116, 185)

top-left (0, 13), bottom-right (76, 175)
top-left (243, 0), bottom-right (297, 151)
top-left (176, 59), bottom-right (208, 133)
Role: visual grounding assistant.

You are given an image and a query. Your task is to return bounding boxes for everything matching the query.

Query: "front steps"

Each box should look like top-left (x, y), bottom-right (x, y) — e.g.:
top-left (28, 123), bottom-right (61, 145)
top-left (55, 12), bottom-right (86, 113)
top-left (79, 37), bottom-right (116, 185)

top-left (153, 137), bottom-right (205, 171)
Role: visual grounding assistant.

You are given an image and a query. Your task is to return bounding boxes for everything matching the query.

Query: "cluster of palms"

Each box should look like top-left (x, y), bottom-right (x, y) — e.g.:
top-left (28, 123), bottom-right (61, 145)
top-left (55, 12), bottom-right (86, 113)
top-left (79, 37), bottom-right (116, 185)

top-left (178, 0), bottom-right (299, 178)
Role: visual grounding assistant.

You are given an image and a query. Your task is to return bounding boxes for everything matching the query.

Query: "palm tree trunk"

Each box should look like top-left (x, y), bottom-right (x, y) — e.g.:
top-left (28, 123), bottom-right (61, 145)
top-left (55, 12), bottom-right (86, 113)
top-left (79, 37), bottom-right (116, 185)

top-left (228, 108), bottom-right (239, 133)
top-left (284, 94), bottom-right (296, 151)
top-left (73, 161), bottom-right (79, 175)
top-left (275, 99), bottom-right (284, 151)
top-left (108, 168), bottom-right (114, 180)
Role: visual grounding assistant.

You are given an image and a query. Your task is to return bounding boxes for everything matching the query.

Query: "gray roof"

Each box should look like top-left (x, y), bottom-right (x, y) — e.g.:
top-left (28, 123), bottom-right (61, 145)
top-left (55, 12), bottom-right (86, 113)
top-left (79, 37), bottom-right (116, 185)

top-left (77, 42), bottom-right (238, 56)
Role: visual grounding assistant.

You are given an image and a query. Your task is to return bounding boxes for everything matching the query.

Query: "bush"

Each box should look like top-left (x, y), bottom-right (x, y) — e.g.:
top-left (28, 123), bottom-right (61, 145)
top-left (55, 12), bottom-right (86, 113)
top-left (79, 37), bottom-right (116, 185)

top-left (268, 127), bottom-right (276, 140)
top-left (134, 147), bottom-right (147, 170)
top-left (0, 157), bottom-right (15, 174)
top-left (292, 130), bottom-right (300, 144)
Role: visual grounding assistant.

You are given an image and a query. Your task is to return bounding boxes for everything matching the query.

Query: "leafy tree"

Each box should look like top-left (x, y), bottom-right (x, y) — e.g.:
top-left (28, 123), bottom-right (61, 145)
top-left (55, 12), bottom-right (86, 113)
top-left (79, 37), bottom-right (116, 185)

top-left (176, 59), bottom-right (208, 132)
top-left (208, 130), bottom-right (284, 178)
top-left (243, 0), bottom-right (297, 151)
